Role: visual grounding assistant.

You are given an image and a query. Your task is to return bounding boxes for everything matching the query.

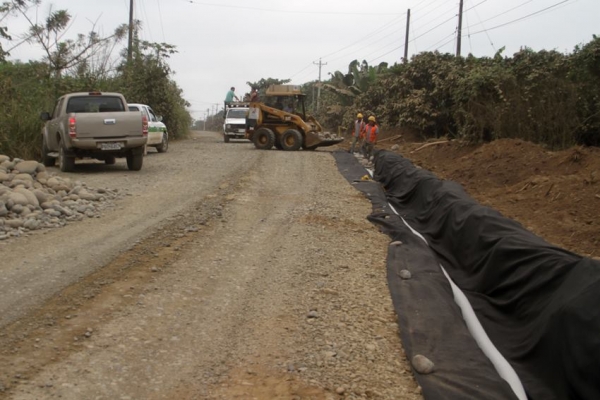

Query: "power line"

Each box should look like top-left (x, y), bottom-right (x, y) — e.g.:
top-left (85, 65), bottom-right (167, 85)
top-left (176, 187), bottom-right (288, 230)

top-left (467, 0), bottom-right (496, 53)
top-left (288, 62), bottom-right (316, 80)
top-left (466, 0), bottom-right (536, 30)
top-left (156, 0), bottom-right (166, 42)
top-left (467, 0), bottom-right (573, 36)
top-left (432, 0), bottom-right (573, 53)
top-left (319, 14), bottom-right (405, 60)
top-left (139, 0), bottom-right (154, 42)
top-left (327, 23), bottom-right (407, 64)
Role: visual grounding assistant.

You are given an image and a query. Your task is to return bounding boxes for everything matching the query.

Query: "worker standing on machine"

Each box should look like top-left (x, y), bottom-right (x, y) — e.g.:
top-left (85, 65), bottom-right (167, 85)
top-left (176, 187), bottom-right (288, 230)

top-left (350, 112), bottom-right (365, 154)
top-left (363, 115), bottom-right (379, 163)
top-left (224, 87), bottom-right (239, 107)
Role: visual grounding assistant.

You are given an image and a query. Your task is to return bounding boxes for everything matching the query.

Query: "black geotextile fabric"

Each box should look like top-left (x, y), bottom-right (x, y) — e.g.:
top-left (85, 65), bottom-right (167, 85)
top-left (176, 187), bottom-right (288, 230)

top-left (365, 149), bottom-right (600, 400)
top-left (333, 150), bottom-right (517, 400)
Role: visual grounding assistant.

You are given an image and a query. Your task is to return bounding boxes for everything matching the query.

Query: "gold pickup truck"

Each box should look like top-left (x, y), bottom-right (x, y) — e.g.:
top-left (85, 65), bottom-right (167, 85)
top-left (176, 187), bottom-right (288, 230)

top-left (40, 92), bottom-right (148, 172)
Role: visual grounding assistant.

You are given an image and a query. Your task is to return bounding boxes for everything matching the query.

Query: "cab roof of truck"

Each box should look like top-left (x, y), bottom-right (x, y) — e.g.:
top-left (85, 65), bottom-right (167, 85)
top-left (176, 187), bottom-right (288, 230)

top-left (62, 92), bottom-right (124, 97)
top-left (225, 102), bottom-right (250, 108)
top-left (265, 85), bottom-right (305, 97)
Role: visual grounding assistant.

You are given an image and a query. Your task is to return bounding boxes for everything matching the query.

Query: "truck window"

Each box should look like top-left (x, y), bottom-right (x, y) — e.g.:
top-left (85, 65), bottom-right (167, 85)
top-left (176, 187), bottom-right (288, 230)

top-left (227, 109), bottom-right (247, 118)
top-left (128, 105), bottom-right (140, 111)
top-left (147, 108), bottom-right (158, 122)
top-left (52, 98), bottom-right (64, 118)
top-left (66, 96), bottom-right (125, 113)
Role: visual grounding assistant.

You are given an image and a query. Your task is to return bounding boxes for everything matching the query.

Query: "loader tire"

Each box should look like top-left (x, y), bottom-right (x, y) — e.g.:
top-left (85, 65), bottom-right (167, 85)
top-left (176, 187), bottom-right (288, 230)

top-left (253, 128), bottom-right (275, 150)
top-left (281, 129), bottom-right (303, 151)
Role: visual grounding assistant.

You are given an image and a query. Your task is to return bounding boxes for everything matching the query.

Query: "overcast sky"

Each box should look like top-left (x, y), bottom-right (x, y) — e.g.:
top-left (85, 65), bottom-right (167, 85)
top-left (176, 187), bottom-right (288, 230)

top-left (5, 0), bottom-right (599, 120)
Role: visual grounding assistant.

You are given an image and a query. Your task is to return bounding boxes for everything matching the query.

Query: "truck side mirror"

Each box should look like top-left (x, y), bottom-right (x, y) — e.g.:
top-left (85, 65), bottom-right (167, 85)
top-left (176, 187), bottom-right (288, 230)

top-left (157, 116), bottom-right (163, 122)
top-left (40, 112), bottom-right (51, 121)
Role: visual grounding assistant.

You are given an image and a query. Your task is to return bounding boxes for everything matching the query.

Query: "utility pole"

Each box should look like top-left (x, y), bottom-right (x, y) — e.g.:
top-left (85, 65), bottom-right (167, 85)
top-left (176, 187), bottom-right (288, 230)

top-left (403, 9), bottom-right (410, 63)
top-left (456, 0), bottom-right (464, 57)
top-left (313, 58), bottom-right (327, 112)
top-left (127, 0), bottom-right (134, 63)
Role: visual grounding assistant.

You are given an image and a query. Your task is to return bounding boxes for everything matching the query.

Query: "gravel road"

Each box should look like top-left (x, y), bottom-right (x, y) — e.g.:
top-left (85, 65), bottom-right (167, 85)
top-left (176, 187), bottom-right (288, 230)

top-left (0, 132), bottom-right (421, 399)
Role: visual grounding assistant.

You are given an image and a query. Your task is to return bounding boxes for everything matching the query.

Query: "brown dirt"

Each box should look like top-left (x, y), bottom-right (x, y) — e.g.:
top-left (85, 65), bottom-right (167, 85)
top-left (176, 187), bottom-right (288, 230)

top-left (376, 136), bottom-right (600, 258)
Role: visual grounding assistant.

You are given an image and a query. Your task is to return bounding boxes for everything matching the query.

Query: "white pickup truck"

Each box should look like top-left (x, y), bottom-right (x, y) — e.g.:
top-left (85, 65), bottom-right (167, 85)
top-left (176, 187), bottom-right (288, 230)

top-left (128, 103), bottom-right (169, 153)
top-left (40, 92), bottom-right (147, 172)
top-left (223, 103), bottom-right (249, 143)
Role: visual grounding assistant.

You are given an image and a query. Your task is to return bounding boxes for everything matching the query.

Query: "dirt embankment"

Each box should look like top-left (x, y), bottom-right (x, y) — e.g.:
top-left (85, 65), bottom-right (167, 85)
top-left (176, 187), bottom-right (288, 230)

top-left (377, 137), bottom-right (600, 258)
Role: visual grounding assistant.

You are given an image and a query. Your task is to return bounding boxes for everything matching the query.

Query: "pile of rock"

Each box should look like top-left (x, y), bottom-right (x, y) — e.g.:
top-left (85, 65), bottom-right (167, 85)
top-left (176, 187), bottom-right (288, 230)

top-left (0, 155), bottom-right (120, 241)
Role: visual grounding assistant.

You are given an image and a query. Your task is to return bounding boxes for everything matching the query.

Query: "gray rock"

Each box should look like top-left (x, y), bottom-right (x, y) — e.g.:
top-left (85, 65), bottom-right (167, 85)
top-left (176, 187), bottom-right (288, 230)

top-left (14, 173), bottom-right (34, 182)
top-left (5, 219), bottom-right (24, 228)
top-left (14, 160), bottom-right (39, 174)
top-left (0, 172), bottom-right (10, 182)
top-left (0, 155), bottom-right (9, 163)
top-left (14, 187), bottom-right (39, 207)
top-left (399, 270), bottom-right (412, 280)
top-left (11, 204), bottom-right (25, 214)
top-left (36, 171), bottom-right (50, 180)
top-left (23, 219), bottom-right (40, 230)
top-left (307, 310), bottom-right (319, 319)
top-left (43, 209), bottom-right (61, 217)
top-left (1, 160), bottom-right (14, 170)
top-left (32, 189), bottom-right (51, 205)
top-left (9, 179), bottom-right (31, 189)
top-left (412, 355), bottom-right (435, 374)
top-left (391, 144), bottom-right (400, 151)
top-left (79, 190), bottom-right (99, 201)
top-left (8, 192), bottom-right (30, 207)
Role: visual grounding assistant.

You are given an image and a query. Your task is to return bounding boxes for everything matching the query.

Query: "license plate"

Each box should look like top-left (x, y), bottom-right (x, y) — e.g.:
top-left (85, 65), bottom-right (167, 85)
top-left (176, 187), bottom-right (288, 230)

top-left (99, 142), bottom-right (122, 150)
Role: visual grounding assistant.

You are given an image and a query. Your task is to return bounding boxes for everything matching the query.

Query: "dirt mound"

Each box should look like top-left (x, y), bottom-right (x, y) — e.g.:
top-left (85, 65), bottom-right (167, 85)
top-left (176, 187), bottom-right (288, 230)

top-left (376, 138), bottom-right (600, 258)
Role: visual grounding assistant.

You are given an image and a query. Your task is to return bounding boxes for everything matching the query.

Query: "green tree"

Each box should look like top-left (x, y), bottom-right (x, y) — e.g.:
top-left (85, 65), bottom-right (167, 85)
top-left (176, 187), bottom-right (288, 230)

top-left (116, 40), bottom-right (191, 139)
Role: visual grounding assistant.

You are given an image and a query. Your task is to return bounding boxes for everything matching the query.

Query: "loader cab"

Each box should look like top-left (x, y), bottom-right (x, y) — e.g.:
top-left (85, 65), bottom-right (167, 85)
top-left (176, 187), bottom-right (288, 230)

top-left (264, 85), bottom-right (307, 120)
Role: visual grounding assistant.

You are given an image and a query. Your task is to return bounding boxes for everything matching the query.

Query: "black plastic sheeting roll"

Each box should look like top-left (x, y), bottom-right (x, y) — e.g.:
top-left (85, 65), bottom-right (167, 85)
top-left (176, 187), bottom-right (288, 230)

top-left (333, 149), bottom-right (600, 400)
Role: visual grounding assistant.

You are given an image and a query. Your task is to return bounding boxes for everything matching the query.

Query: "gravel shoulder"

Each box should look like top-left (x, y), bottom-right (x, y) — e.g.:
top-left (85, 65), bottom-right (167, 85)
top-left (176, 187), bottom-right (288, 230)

top-left (0, 133), bottom-right (420, 399)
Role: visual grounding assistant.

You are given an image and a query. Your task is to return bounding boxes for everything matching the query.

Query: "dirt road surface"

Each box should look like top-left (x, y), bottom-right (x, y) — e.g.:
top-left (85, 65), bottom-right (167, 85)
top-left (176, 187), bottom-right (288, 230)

top-left (0, 132), bottom-right (421, 399)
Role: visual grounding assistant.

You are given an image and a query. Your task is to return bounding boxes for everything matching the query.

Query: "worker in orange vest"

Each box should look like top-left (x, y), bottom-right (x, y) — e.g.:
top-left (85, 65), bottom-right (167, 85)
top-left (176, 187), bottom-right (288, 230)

top-left (363, 115), bottom-right (379, 163)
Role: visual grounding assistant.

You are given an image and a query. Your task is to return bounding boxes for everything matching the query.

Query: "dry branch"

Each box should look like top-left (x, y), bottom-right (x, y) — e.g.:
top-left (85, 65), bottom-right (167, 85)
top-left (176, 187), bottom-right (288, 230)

top-left (378, 134), bottom-right (403, 143)
top-left (410, 140), bottom-right (449, 153)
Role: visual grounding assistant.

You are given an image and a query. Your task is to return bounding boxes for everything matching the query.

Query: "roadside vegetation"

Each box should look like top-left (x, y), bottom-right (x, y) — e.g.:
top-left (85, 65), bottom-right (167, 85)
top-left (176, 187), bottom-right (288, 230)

top-left (0, 0), bottom-right (191, 160)
top-left (3, 1), bottom-right (599, 157)
top-left (305, 36), bottom-right (600, 149)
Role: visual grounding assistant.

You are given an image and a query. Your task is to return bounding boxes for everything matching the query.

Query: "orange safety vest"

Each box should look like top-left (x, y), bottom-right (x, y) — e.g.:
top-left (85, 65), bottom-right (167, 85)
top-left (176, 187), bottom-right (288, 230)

top-left (364, 124), bottom-right (379, 143)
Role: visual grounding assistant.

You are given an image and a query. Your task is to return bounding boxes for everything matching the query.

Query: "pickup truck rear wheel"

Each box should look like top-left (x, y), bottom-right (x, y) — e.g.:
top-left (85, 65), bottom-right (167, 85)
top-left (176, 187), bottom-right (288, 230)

top-left (126, 151), bottom-right (143, 171)
top-left (156, 132), bottom-right (169, 152)
top-left (281, 129), bottom-right (303, 151)
top-left (58, 144), bottom-right (75, 172)
top-left (42, 137), bottom-right (55, 167)
top-left (105, 157), bottom-right (116, 165)
top-left (253, 128), bottom-right (275, 150)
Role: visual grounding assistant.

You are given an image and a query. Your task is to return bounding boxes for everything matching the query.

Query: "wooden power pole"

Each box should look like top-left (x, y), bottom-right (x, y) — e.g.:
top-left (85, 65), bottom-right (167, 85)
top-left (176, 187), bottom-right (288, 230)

top-left (313, 58), bottom-right (327, 112)
top-left (456, 0), bottom-right (464, 57)
top-left (127, 0), bottom-right (134, 63)
top-left (403, 9), bottom-right (410, 63)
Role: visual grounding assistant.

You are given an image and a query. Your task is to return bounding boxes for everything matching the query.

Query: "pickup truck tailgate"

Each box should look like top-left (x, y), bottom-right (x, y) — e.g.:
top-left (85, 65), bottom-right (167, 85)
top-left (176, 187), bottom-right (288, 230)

top-left (73, 112), bottom-right (143, 138)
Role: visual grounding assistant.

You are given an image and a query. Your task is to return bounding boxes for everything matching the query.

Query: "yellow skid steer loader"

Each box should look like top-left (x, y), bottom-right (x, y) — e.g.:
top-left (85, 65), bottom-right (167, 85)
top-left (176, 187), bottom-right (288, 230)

top-left (245, 85), bottom-right (343, 151)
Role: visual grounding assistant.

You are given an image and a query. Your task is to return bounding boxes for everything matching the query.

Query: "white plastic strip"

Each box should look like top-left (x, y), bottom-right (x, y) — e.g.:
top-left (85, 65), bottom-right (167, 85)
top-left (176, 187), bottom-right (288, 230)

top-left (386, 201), bottom-right (528, 400)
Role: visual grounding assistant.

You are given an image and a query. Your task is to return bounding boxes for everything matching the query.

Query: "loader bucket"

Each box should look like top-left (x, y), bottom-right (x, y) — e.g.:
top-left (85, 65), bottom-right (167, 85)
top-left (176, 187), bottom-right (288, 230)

top-left (303, 131), bottom-right (344, 150)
